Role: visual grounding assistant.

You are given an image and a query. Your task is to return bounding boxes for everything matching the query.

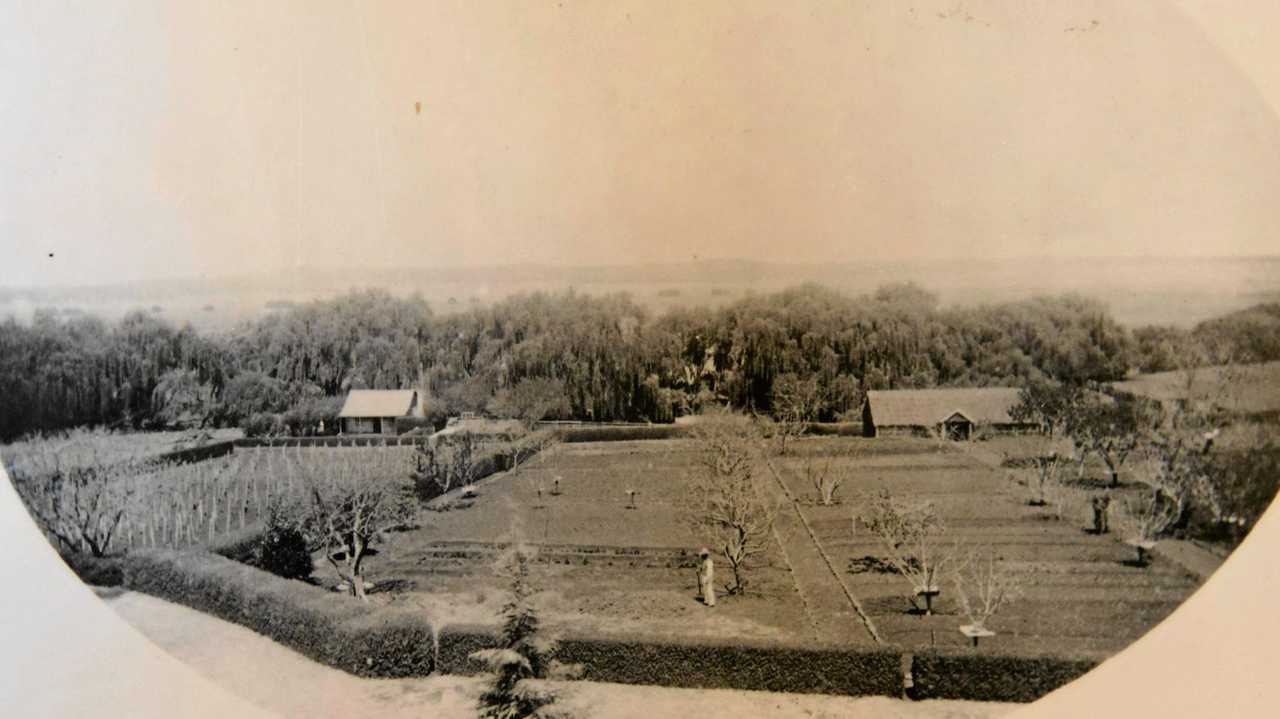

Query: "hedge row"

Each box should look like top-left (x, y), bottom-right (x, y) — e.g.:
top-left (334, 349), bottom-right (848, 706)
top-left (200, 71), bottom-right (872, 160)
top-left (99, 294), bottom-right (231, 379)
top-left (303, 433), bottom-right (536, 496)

top-left (207, 523), bottom-right (269, 564)
top-left (909, 651), bottom-right (1097, 702)
top-left (76, 549), bottom-right (1097, 702)
top-left (118, 549), bottom-right (492, 677)
top-left (153, 440), bottom-right (237, 465)
top-left (394, 417), bottom-right (438, 435)
top-left (801, 422), bottom-right (866, 437)
top-left (234, 436), bottom-right (429, 448)
top-left (552, 425), bottom-right (689, 443)
top-left (554, 635), bottom-right (902, 696)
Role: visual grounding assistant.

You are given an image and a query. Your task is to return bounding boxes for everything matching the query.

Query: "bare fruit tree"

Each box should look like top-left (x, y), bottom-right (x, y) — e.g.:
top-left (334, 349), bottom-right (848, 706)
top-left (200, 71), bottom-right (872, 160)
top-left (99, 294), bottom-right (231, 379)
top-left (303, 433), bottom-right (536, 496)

top-left (805, 454), bottom-right (847, 506)
top-left (1028, 443), bottom-right (1070, 507)
top-left (12, 454), bottom-right (140, 558)
top-left (856, 489), bottom-right (955, 614)
top-left (505, 430), bottom-right (560, 475)
top-left (686, 410), bottom-right (777, 595)
top-left (1128, 366), bottom-right (1233, 532)
top-left (297, 449), bottom-right (416, 600)
top-left (951, 546), bottom-right (1022, 645)
top-left (1068, 391), bottom-right (1151, 487)
top-left (1111, 493), bottom-right (1179, 566)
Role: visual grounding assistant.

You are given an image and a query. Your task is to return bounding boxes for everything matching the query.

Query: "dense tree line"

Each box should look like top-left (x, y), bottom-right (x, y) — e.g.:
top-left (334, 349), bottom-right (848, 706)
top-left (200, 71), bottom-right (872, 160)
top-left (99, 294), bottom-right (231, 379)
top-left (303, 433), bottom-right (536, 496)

top-left (1131, 303), bottom-right (1280, 372)
top-left (2, 284), bottom-right (1272, 441)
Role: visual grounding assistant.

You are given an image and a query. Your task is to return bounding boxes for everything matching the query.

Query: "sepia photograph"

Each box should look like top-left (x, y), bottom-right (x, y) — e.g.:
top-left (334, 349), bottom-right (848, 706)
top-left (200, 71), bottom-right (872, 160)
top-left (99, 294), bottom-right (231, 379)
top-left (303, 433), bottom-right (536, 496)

top-left (2, 2), bottom-right (1279, 717)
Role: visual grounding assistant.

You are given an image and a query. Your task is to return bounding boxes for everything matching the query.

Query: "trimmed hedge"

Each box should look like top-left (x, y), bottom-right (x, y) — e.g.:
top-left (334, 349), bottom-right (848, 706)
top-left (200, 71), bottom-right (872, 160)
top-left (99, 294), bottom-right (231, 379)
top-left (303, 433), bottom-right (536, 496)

top-left (801, 422), bottom-right (865, 437)
top-left (554, 635), bottom-right (902, 697)
top-left (120, 549), bottom-right (479, 677)
top-left (153, 440), bottom-right (237, 465)
top-left (233, 436), bottom-right (428, 448)
top-left (60, 552), bottom-right (124, 587)
top-left (394, 417), bottom-right (436, 435)
top-left (552, 425), bottom-right (689, 443)
top-left (208, 524), bottom-right (268, 564)
top-left (909, 651), bottom-right (1098, 702)
top-left (91, 549), bottom-right (1101, 701)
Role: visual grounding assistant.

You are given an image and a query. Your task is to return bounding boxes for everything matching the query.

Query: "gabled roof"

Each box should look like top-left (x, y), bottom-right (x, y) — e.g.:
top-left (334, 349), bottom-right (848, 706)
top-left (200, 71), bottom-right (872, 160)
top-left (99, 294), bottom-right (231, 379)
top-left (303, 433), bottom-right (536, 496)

top-left (865, 388), bottom-right (1026, 426)
top-left (338, 390), bottom-right (418, 418)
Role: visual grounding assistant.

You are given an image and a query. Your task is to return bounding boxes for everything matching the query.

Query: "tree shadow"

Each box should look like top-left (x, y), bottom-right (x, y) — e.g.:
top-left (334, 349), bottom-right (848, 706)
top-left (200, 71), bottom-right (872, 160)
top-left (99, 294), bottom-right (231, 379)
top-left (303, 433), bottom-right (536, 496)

top-left (848, 555), bottom-right (905, 575)
top-left (367, 578), bottom-right (416, 595)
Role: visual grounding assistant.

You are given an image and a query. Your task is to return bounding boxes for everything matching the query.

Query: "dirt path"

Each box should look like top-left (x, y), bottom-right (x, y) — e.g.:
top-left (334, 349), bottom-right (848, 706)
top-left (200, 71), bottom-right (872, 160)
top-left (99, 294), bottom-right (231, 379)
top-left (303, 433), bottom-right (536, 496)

top-left (104, 589), bottom-right (1014, 719)
top-left (762, 456), bottom-right (884, 646)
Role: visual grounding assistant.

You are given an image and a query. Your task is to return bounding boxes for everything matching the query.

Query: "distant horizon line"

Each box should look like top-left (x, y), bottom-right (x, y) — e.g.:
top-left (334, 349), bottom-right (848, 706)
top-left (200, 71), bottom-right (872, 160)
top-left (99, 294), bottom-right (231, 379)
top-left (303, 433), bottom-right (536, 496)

top-left (6, 252), bottom-right (1280, 292)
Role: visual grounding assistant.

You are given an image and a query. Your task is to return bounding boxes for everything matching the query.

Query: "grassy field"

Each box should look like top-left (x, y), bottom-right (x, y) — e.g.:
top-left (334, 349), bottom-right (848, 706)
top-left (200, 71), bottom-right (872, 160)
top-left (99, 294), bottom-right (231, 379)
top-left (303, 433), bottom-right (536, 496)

top-left (1115, 361), bottom-right (1280, 416)
top-left (772, 437), bottom-right (1201, 659)
top-left (362, 440), bottom-right (815, 645)
top-left (354, 436), bottom-right (1201, 661)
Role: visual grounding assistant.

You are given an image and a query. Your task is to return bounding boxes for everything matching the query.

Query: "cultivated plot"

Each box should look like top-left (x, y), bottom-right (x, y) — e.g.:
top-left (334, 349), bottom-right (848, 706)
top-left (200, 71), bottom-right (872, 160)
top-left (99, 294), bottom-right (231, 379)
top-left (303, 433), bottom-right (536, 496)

top-left (772, 438), bottom-right (1202, 658)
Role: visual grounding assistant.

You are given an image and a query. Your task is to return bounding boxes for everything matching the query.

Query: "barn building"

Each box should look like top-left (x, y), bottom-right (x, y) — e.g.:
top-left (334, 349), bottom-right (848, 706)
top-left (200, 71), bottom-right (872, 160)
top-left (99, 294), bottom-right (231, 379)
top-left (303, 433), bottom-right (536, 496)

top-left (338, 389), bottom-right (424, 435)
top-left (861, 388), bottom-right (1036, 439)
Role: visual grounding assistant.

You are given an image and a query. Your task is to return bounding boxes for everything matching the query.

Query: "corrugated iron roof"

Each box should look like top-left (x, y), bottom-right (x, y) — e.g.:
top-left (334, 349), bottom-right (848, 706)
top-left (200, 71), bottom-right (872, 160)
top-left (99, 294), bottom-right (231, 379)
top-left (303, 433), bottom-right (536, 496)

top-left (338, 390), bottom-right (418, 418)
top-left (865, 388), bottom-right (1025, 426)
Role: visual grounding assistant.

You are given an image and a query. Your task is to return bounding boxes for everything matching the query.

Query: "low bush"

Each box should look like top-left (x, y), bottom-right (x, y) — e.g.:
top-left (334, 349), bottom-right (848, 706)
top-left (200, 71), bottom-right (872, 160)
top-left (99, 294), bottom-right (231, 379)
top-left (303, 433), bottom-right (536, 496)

top-left (243, 412), bottom-right (282, 438)
top-left (256, 521), bottom-right (312, 581)
top-left (909, 651), bottom-right (1097, 702)
top-left (802, 422), bottom-right (865, 437)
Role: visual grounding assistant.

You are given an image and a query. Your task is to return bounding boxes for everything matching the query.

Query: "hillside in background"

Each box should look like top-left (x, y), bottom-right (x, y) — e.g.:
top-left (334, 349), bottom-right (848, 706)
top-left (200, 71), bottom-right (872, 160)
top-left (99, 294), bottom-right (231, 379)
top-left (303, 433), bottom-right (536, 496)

top-left (2, 256), bottom-right (1278, 331)
top-left (1116, 361), bottom-right (1280, 417)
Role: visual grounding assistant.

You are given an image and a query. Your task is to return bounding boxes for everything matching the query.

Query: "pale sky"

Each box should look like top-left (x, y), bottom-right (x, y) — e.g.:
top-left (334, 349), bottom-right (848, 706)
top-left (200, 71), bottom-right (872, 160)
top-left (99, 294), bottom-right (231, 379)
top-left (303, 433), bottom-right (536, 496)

top-left (2, 1), bottom-right (1279, 287)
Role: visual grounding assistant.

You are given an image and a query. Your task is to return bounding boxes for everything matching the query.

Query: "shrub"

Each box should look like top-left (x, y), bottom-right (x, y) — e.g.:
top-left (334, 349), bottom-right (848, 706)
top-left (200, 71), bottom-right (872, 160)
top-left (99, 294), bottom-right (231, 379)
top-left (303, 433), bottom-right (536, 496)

top-left (243, 412), bottom-right (280, 438)
top-left (802, 422), bottom-right (864, 437)
top-left (471, 546), bottom-right (578, 718)
top-left (255, 507), bottom-right (312, 581)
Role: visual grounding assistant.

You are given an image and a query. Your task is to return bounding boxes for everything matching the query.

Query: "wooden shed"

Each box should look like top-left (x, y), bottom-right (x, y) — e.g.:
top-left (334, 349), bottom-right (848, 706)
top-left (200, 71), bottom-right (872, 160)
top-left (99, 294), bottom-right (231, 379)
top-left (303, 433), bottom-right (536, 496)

top-left (338, 389), bottom-right (424, 435)
top-left (861, 388), bottom-right (1036, 439)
